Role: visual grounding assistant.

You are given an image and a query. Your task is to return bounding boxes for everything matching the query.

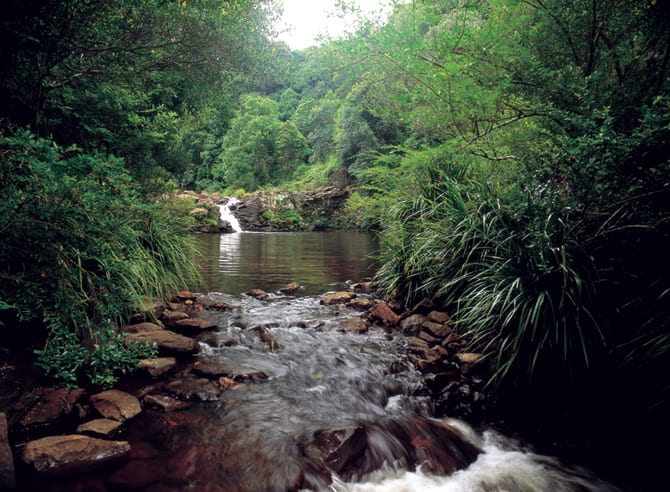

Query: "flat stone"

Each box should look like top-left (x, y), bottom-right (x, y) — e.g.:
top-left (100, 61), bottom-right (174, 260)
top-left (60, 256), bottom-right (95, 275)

top-left (192, 360), bottom-right (229, 378)
top-left (22, 434), bottom-right (130, 475)
top-left (120, 322), bottom-right (163, 333)
top-left (0, 413), bottom-right (15, 489)
top-left (321, 291), bottom-right (355, 305)
top-left (417, 329), bottom-right (441, 345)
top-left (400, 314), bottom-right (426, 332)
top-left (245, 289), bottom-right (269, 300)
top-left (160, 310), bottom-right (190, 327)
top-left (126, 330), bottom-right (199, 356)
top-left (342, 317), bottom-right (368, 334)
top-left (76, 418), bottom-right (123, 437)
top-left (457, 353), bottom-right (483, 364)
top-left (143, 394), bottom-right (191, 412)
top-left (173, 318), bottom-right (218, 331)
top-left (348, 298), bottom-right (374, 311)
top-left (351, 281), bottom-right (374, 293)
top-left (90, 389), bottom-right (142, 422)
top-left (369, 301), bottom-right (400, 326)
top-left (174, 291), bottom-right (196, 301)
top-left (139, 357), bottom-right (177, 377)
top-left (422, 320), bottom-right (452, 338)
top-left (19, 387), bottom-right (85, 427)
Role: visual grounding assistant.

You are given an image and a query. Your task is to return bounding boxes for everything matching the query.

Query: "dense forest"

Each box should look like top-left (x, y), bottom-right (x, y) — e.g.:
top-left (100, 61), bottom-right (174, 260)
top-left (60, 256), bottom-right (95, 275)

top-left (1, 0), bottom-right (669, 487)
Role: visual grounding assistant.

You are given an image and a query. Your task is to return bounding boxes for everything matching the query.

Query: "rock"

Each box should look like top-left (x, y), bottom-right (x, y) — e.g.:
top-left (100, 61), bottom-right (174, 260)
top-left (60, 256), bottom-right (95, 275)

top-left (22, 434), bottom-right (130, 475)
top-left (165, 378), bottom-right (221, 402)
top-left (279, 282), bottom-right (301, 295)
top-left (192, 359), bottom-right (230, 378)
top-left (428, 311), bottom-right (452, 325)
top-left (369, 301), bottom-right (400, 326)
top-left (76, 418), bottom-right (123, 437)
top-left (417, 329), bottom-right (441, 345)
top-left (351, 281), bottom-right (374, 293)
top-left (306, 427), bottom-right (367, 477)
top-left (19, 387), bottom-right (86, 427)
top-left (143, 394), bottom-right (191, 412)
top-left (321, 291), bottom-right (356, 305)
top-left (160, 310), bottom-right (190, 327)
top-left (409, 298), bottom-right (437, 315)
top-left (173, 318), bottom-right (218, 332)
top-left (400, 314), bottom-right (426, 333)
top-left (456, 353), bottom-right (482, 364)
top-left (125, 330), bottom-right (199, 356)
top-left (422, 320), bottom-right (452, 338)
top-left (348, 298), bottom-right (374, 311)
top-left (173, 291), bottom-right (196, 302)
top-left (342, 317), bottom-right (368, 334)
top-left (120, 322), bottom-right (163, 333)
top-left (0, 413), bottom-right (15, 489)
top-left (139, 357), bottom-right (177, 377)
top-left (251, 325), bottom-right (281, 350)
top-left (90, 389), bottom-right (142, 422)
top-left (245, 288), bottom-right (269, 300)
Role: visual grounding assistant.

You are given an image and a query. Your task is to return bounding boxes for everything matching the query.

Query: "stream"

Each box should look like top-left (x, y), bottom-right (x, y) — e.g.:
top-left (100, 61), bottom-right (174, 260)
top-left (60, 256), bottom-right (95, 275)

top-left (16, 231), bottom-right (620, 491)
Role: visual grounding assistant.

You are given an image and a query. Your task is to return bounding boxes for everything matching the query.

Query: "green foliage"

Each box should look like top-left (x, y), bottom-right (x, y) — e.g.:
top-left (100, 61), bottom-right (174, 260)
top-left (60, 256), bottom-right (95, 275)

top-left (0, 128), bottom-right (198, 386)
top-left (261, 208), bottom-right (304, 231)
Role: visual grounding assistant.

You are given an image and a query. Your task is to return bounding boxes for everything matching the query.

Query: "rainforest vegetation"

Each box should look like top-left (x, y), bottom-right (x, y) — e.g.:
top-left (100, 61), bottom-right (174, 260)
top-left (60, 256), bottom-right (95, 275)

top-left (0, 0), bottom-right (668, 476)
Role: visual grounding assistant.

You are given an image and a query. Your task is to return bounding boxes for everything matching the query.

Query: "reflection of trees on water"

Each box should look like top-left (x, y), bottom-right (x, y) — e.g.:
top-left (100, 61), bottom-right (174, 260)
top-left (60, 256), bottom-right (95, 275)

top-left (192, 232), bottom-right (379, 295)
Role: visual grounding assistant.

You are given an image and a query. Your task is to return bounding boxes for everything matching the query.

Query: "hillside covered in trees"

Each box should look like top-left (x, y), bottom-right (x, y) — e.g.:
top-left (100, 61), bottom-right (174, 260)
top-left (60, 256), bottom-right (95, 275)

top-left (1, 0), bottom-right (668, 488)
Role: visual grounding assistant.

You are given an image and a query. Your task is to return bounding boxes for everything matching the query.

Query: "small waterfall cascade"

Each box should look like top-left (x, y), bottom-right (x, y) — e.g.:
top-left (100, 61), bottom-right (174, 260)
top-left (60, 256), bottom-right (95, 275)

top-left (217, 197), bottom-right (243, 232)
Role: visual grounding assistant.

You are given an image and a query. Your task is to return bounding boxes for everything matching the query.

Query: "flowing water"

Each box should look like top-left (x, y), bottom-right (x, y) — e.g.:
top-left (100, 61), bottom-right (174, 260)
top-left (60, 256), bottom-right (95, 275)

top-left (15, 229), bottom-right (620, 491)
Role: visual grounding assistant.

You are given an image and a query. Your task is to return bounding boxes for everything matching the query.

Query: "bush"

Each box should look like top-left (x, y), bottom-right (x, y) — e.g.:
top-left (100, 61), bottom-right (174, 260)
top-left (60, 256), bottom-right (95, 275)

top-left (0, 128), bottom-right (199, 387)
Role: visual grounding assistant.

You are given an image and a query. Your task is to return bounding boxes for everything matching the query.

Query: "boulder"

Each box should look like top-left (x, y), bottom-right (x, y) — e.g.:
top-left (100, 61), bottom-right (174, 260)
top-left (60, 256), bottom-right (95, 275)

top-left (279, 282), bottom-right (301, 295)
top-left (427, 311), bottom-right (452, 325)
top-left (139, 357), bottom-right (177, 377)
top-left (422, 320), bottom-right (452, 339)
top-left (22, 434), bottom-right (130, 475)
top-left (351, 281), bottom-right (374, 293)
top-left (192, 359), bottom-right (229, 378)
top-left (369, 301), bottom-right (400, 326)
top-left (125, 330), bottom-right (199, 356)
top-left (173, 291), bottom-right (197, 302)
top-left (306, 427), bottom-right (367, 477)
top-left (165, 378), bottom-right (221, 402)
top-left (76, 418), bottom-right (123, 438)
top-left (19, 387), bottom-right (86, 427)
top-left (90, 389), bottom-right (142, 422)
top-left (342, 317), bottom-right (368, 334)
top-left (321, 291), bottom-right (355, 305)
top-left (0, 413), bottom-right (15, 489)
top-left (400, 314), bottom-right (426, 333)
top-left (348, 298), bottom-right (374, 311)
top-left (173, 318), bottom-right (218, 332)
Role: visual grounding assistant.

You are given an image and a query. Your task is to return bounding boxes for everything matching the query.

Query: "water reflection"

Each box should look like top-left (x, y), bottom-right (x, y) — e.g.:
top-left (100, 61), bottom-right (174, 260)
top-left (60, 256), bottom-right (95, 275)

top-left (193, 231), bottom-right (380, 295)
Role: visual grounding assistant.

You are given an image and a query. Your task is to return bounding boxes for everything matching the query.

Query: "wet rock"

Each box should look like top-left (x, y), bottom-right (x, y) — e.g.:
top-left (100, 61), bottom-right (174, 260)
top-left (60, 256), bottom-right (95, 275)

top-left (369, 301), bottom-right (400, 326)
top-left (245, 288), bottom-right (269, 300)
top-left (417, 329), bottom-right (441, 345)
top-left (19, 387), bottom-right (86, 427)
top-left (422, 320), bottom-right (452, 339)
top-left (76, 418), bottom-right (123, 438)
top-left (192, 359), bottom-right (230, 378)
top-left (173, 318), bottom-right (218, 332)
top-left (428, 310), bottom-right (452, 325)
top-left (342, 317), bottom-right (369, 334)
top-left (456, 352), bottom-right (482, 364)
top-left (22, 434), bottom-right (130, 475)
top-left (120, 321), bottom-right (163, 333)
top-left (351, 281), bottom-right (375, 293)
top-left (0, 413), bottom-right (15, 489)
top-left (409, 297), bottom-right (438, 315)
top-left (408, 418), bottom-right (480, 475)
top-left (143, 394), bottom-right (192, 412)
top-left (321, 291), bottom-right (356, 305)
top-left (107, 459), bottom-right (166, 488)
top-left (251, 325), bottom-right (281, 351)
top-left (348, 297), bottom-right (374, 311)
top-left (279, 282), bottom-right (301, 295)
top-left (139, 357), bottom-right (177, 377)
top-left (173, 291), bottom-right (196, 302)
top-left (165, 378), bottom-right (221, 402)
top-left (198, 300), bottom-right (234, 311)
top-left (90, 389), bottom-right (142, 422)
top-left (160, 310), bottom-right (190, 327)
top-left (306, 427), bottom-right (367, 477)
top-left (125, 330), bottom-right (199, 356)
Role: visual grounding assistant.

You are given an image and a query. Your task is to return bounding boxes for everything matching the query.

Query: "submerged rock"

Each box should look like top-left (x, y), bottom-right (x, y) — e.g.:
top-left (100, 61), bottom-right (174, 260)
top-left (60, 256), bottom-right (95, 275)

top-left (165, 378), bottom-right (221, 402)
top-left (342, 317), bottom-right (369, 334)
top-left (279, 282), bottom-right (301, 295)
top-left (22, 434), bottom-right (130, 475)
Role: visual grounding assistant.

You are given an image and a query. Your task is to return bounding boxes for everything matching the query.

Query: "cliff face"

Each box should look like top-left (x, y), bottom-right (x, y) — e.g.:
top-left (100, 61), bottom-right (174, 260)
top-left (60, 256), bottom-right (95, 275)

top-left (233, 187), bottom-right (352, 231)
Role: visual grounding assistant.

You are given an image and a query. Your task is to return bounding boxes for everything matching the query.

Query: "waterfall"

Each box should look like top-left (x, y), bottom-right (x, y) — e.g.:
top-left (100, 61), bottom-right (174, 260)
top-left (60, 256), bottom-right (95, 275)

top-left (217, 197), bottom-right (243, 233)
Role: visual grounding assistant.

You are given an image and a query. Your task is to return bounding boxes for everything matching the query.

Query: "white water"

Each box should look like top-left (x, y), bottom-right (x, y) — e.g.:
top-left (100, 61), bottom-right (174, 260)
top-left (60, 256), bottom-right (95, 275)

top-left (337, 420), bottom-right (619, 492)
top-left (218, 197), bottom-right (243, 232)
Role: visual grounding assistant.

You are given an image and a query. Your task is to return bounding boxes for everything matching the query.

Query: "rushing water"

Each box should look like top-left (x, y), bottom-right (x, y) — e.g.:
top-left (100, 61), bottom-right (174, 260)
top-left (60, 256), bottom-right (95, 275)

top-left (15, 230), bottom-right (620, 491)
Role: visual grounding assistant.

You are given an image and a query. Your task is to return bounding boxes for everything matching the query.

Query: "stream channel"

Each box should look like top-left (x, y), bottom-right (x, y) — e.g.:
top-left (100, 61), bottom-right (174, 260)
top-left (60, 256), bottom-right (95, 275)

top-left (20, 230), bottom-right (621, 491)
